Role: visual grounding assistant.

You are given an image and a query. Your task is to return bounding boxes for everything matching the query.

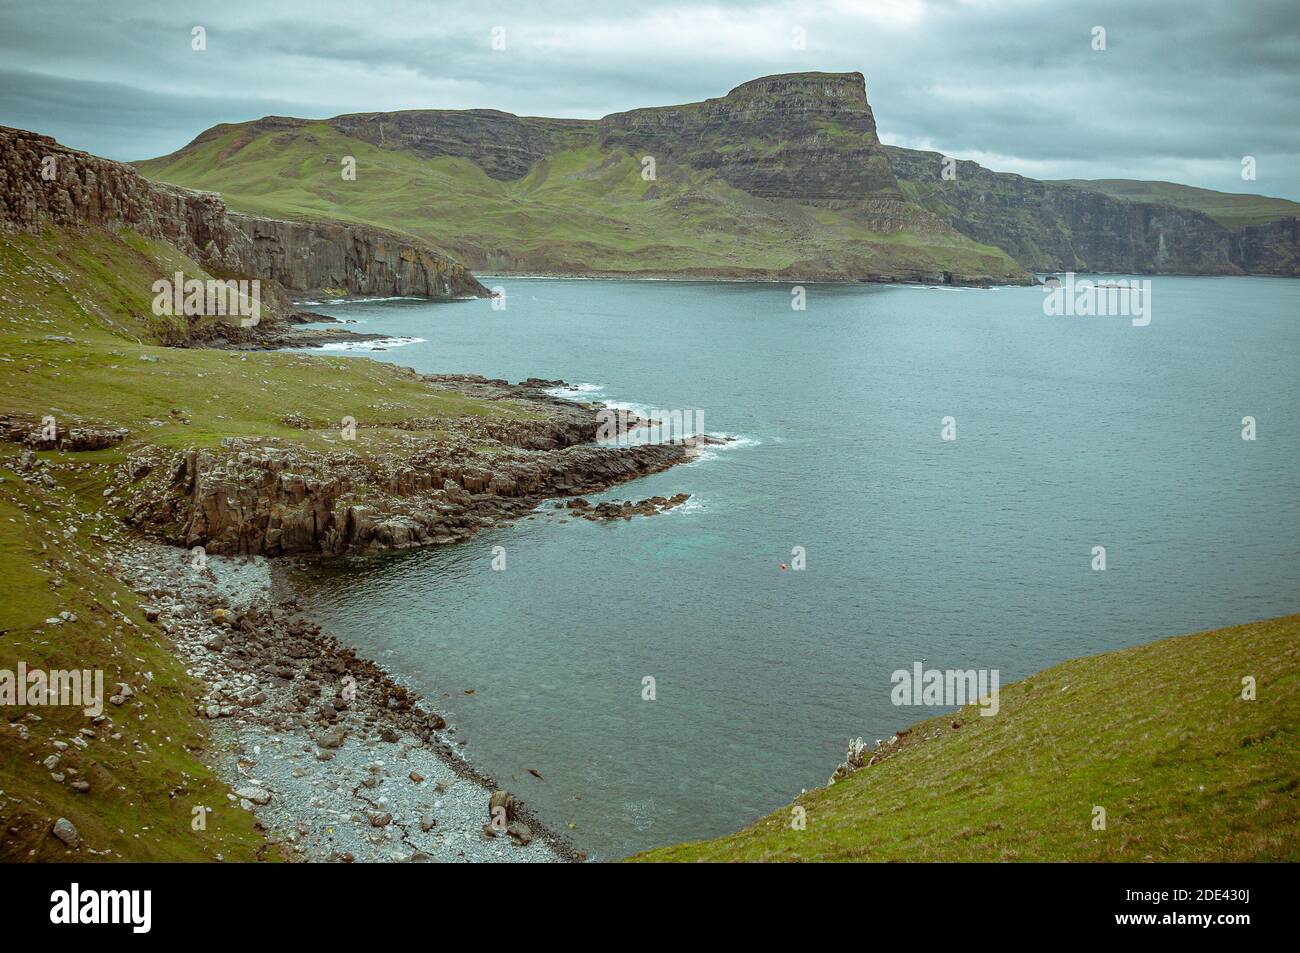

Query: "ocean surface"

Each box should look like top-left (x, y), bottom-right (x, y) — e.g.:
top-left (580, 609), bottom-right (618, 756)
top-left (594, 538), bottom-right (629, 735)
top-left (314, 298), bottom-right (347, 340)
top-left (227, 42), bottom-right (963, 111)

top-left (290, 276), bottom-right (1300, 860)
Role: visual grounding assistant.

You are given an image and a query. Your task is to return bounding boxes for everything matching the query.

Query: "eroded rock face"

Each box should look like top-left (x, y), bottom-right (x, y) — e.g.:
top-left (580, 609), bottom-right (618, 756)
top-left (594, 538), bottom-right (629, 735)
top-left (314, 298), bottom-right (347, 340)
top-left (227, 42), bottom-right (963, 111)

top-left (885, 144), bottom-right (1300, 277)
top-left (0, 414), bottom-right (129, 452)
top-left (227, 74), bottom-right (921, 236)
top-left (1229, 217), bottom-right (1300, 276)
top-left (328, 111), bottom-right (587, 181)
top-left (0, 125), bottom-right (488, 300)
top-left (141, 441), bottom-right (684, 556)
top-left (600, 72), bottom-right (903, 209)
top-left (123, 380), bottom-right (690, 557)
top-left (230, 213), bottom-right (487, 299)
top-left (0, 125), bottom-right (258, 275)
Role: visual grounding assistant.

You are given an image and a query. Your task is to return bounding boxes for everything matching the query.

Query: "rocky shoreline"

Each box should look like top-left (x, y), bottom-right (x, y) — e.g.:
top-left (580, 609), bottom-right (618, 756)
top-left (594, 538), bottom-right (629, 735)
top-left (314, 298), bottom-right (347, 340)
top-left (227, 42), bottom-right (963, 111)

top-left (171, 309), bottom-right (396, 351)
top-left (99, 376), bottom-right (709, 862)
top-left (116, 375), bottom-right (691, 557)
top-left (1, 125), bottom-right (489, 304)
top-left (112, 540), bottom-right (579, 862)
top-left (479, 270), bottom-right (1033, 287)
top-left (4, 365), bottom-right (707, 861)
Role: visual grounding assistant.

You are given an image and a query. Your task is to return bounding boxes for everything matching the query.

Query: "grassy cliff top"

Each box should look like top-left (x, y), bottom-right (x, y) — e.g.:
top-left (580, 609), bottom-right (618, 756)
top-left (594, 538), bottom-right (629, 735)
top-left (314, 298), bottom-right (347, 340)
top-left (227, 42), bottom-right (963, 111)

top-left (632, 614), bottom-right (1299, 862)
top-left (0, 227), bottom-right (530, 453)
top-left (1049, 178), bottom-right (1300, 230)
top-left (135, 118), bottom-right (1027, 283)
top-left (0, 223), bottom-right (531, 860)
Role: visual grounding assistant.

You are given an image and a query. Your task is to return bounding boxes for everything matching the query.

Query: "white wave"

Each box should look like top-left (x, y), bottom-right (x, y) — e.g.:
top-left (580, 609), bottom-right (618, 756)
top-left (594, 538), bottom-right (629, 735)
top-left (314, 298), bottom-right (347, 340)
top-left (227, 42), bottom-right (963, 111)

top-left (543, 382), bottom-right (606, 401)
top-left (323, 295), bottom-right (426, 304)
top-left (899, 284), bottom-right (1001, 292)
top-left (687, 433), bottom-right (760, 464)
top-left (316, 336), bottom-right (426, 352)
top-left (600, 398), bottom-right (659, 420)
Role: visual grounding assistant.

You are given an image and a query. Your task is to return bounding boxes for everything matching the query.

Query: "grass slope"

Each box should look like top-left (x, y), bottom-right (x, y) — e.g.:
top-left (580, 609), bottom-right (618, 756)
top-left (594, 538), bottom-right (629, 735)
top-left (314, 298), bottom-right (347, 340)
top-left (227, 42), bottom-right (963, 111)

top-left (1050, 179), bottom-right (1300, 230)
top-left (0, 225), bottom-right (527, 860)
top-left (0, 461), bottom-right (272, 860)
top-left (0, 228), bottom-right (529, 452)
top-left (136, 122), bottom-right (1026, 282)
top-left (633, 615), bottom-right (1300, 862)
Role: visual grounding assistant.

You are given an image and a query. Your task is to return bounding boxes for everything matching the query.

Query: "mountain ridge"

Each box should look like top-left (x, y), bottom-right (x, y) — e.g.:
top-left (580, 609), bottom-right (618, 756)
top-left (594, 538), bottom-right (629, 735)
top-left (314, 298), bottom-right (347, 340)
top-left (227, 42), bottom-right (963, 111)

top-left (0, 125), bottom-right (488, 304)
top-left (887, 144), bottom-right (1298, 276)
top-left (136, 72), bottom-right (1031, 285)
top-left (138, 71), bottom-right (1298, 281)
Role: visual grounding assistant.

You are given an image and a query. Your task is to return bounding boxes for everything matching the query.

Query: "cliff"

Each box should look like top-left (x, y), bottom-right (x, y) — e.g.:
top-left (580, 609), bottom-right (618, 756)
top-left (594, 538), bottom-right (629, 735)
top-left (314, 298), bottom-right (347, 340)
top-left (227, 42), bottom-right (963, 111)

top-left (129, 413), bottom-right (686, 557)
top-left (136, 74), bottom-right (1030, 285)
top-left (229, 212), bottom-right (486, 299)
top-left (0, 125), bottom-right (488, 302)
top-left (885, 144), bottom-right (1299, 276)
top-left (598, 72), bottom-right (911, 229)
top-left (139, 74), bottom-right (1300, 281)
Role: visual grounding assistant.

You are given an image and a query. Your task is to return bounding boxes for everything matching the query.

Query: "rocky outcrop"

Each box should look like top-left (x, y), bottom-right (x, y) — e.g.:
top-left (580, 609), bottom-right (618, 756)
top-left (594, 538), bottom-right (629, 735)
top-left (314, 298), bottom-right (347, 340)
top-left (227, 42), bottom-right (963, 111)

top-left (1229, 216), bottom-right (1300, 276)
top-left (142, 439), bottom-right (684, 556)
top-left (564, 494), bottom-right (692, 520)
top-left (600, 72), bottom-right (903, 213)
top-left (885, 144), bottom-right (1299, 276)
top-left (329, 112), bottom-right (586, 181)
top-left (229, 212), bottom-right (486, 299)
top-left (120, 379), bottom-right (692, 557)
top-left (0, 414), bottom-right (129, 452)
top-left (0, 125), bottom-right (487, 302)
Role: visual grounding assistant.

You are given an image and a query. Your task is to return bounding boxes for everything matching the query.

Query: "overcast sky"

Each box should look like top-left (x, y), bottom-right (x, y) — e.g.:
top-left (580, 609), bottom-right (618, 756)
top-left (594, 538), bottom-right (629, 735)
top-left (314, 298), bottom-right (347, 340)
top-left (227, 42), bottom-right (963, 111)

top-left (1, 0), bottom-right (1296, 198)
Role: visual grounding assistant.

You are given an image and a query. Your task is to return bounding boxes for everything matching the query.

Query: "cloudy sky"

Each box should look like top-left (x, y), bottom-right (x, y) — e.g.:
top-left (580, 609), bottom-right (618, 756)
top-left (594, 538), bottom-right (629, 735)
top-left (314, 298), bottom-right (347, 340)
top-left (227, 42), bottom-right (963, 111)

top-left (1, 0), bottom-right (1296, 198)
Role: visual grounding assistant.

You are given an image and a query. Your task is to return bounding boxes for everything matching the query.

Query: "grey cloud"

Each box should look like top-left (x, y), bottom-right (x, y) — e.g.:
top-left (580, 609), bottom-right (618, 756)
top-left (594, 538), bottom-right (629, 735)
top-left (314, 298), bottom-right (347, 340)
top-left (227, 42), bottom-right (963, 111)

top-left (0, 0), bottom-right (1295, 199)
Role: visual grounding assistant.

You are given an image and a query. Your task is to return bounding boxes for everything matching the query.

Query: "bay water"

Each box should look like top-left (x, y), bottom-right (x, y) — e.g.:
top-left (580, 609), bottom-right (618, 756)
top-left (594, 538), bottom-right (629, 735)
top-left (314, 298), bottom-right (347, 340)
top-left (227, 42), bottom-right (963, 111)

top-left (291, 276), bottom-right (1299, 859)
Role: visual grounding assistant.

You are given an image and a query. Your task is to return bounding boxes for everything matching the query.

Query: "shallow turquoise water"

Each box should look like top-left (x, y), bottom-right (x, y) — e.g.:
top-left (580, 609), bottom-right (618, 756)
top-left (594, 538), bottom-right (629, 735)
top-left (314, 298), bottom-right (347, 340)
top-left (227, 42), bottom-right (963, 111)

top-left (292, 276), bottom-right (1299, 859)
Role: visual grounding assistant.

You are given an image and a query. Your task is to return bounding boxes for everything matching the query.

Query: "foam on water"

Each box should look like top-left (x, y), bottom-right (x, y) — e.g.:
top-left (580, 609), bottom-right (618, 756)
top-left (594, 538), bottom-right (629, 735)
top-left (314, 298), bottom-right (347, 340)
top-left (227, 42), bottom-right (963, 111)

top-left (316, 336), bottom-right (426, 352)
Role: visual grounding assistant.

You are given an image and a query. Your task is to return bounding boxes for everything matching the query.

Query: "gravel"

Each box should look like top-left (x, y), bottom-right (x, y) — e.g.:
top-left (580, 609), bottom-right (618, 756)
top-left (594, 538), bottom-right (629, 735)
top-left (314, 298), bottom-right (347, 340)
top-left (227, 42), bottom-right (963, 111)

top-left (114, 540), bottom-right (574, 863)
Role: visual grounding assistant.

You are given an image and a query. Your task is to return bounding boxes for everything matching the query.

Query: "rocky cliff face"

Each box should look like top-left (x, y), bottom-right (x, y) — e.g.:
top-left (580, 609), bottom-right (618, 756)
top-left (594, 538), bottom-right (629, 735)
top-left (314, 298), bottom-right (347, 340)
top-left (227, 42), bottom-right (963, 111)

top-left (137, 73), bottom-right (1299, 281)
top-left (283, 73), bottom-right (918, 231)
top-left (330, 111), bottom-right (587, 181)
top-left (885, 145), bottom-right (1299, 276)
top-left (1, 125), bottom-right (259, 273)
top-left (230, 213), bottom-right (485, 299)
top-left (124, 378), bottom-right (689, 556)
top-left (1228, 216), bottom-right (1299, 276)
top-left (600, 72), bottom-right (902, 206)
top-left (0, 125), bottom-right (487, 301)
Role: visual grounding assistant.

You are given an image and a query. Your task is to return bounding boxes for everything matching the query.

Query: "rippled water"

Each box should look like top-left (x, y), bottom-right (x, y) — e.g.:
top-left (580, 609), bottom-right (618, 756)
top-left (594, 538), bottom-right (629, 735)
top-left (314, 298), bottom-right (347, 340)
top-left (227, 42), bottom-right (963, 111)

top-left (290, 276), bottom-right (1300, 859)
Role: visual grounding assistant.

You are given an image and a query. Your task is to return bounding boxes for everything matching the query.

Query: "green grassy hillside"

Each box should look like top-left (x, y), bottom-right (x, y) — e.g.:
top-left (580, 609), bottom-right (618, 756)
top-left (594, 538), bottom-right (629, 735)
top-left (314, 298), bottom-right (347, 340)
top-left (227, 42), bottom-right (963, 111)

top-left (0, 227), bottom-right (525, 451)
top-left (0, 225), bottom-right (527, 860)
top-left (633, 615), bottom-right (1299, 862)
top-left (1051, 179), bottom-right (1300, 230)
top-left (135, 121), bottom-right (1027, 283)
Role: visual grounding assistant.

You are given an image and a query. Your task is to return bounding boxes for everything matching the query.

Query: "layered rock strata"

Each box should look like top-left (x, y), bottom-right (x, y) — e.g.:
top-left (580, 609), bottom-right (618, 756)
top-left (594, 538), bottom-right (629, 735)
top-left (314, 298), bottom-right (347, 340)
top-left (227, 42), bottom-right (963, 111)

top-left (117, 379), bottom-right (690, 557)
top-left (0, 125), bottom-right (487, 300)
